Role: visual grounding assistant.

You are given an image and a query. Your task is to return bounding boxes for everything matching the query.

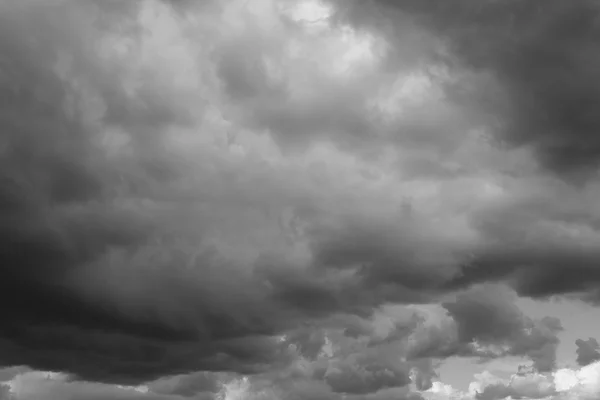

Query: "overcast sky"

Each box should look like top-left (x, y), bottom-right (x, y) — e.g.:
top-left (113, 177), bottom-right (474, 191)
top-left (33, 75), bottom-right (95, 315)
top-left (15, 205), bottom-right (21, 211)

top-left (2, 0), bottom-right (600, 399)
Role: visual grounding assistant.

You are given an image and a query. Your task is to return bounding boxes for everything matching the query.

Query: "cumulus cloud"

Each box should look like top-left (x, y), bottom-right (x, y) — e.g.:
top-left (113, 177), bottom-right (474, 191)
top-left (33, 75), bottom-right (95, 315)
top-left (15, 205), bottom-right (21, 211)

top-left (315, 0), bottom-right (600, 308)
top-left (2, 0), bottom-right (600, 398)
top-left (421, 359), bottom-right (600, 400)
top-left (0, 0), bottom-right (308, 385)
top-left (405, 285), bottom-right (562, 372)
top-left (472, 370), bottom-right (556, 400)
top-left (0, 0), bottom-right (473, 384)
top-left (326, 0), bottom-right (600, 176)
top-left (553, 361), bottom-right (600, 400)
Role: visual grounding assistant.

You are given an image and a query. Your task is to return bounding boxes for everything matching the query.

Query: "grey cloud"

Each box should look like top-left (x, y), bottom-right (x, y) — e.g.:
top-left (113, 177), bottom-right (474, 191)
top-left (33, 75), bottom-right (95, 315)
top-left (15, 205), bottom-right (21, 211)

top-left (4, 371), bottom-right (180, 400)
top-left (324, 358), bottom-right (411, 395)
top-left (407, 285), bottom-right (562, 372)
top-left (161, 0), bottom-right (600, 321)
top-left (306, 0), bottom-right (600, 307)
top-left (0, 384), bottom-right (10, 400)
top-left (443, 285), bottom-right (526, 345)
top-left (410, 359), bottom-right (436, 392)
top-left (283, 326), bottom-right (328, 360)
top-left (4, 0), bottom-right (598, 396)
top-left (346, 387), bottom-right (425, 400)
top-left (230, 308), bottom-right (434, 399)
top-left (0, 0), bottom-right (301, 384)
top-left (0, 1), bottom-right (448, 385)
top-left (305, 210), bottom-right (469, 308)
top-left (211, 0), bottom-right (478, 172)
top-left (428, 177), bottom-right (600, 303)
top-left (0, 367), bottom-right (30, 383)
top-left (214, 23), bottom-right (375, 154)
top-left (444, 285), bottom-right (563, 372)
top-left (179, 0), bottom-right (600, 310)
top-left (576, 338), bottom-right (600, 367)
top-left (326, 0), bottom-right (600, 178)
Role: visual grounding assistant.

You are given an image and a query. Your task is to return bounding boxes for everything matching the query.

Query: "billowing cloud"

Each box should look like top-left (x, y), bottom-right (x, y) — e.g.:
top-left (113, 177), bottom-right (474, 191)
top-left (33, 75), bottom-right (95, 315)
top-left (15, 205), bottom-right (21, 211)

top-left (422, 359), bottom-right (600, 400)
top-left (0, 0), bottom-right (479, 384)
top-left (465, 371), bottom-right (557, 400)
top-left (2, 0), bottom-right (600, 398)
top-left (553, 361), bottom-right (600, 400)
top-left (316, 0), bottom-right (600, 307)
top-left (405, 285), bottom-right (562, 372)
top-left (325, 0), bottom-right (600, 177)
top-left (472, 371), bottom-right (556, 400)
top-left (0, 0), bottom-right (302, 384)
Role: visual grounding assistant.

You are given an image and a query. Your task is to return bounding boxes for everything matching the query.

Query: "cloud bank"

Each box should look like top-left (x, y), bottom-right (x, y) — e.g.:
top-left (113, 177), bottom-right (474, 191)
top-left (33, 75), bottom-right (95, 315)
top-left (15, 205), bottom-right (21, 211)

top-left (1, 0), bottom-right (600, 398)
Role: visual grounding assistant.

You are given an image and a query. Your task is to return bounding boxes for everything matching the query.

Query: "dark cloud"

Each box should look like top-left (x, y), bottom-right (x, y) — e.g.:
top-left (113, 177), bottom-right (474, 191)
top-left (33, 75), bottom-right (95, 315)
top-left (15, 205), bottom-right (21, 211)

top-left (179, 0), bottom-right (600, 314)
top-left (3, 0), bottom-right (598, 396)
top-left (438, 180), bottom-right (600, 300)
top-left (576, 338), bottom-right (600, 367)
top-left (0, 0), bottom-right (452, 386)
top-left (0, 0), bottom-right (298, 385)
top-left (305, 209), bottom-right (470, 310)
top-left (326, 0), bottom-right (600, 178)
top-left (308, 0), bottom-right (600, 307)
top-left (407, 285), bottom-right (562, 372)
top-left (226, 307), bottom-right (439, 399)
top-left (443, 285), bottom-right (525, 345)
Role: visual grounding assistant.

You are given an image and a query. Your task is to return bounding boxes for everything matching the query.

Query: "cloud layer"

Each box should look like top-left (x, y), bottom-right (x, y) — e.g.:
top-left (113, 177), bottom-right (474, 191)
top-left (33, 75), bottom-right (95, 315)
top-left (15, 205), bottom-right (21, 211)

top-left (2, 0), bottom-right (600, 398)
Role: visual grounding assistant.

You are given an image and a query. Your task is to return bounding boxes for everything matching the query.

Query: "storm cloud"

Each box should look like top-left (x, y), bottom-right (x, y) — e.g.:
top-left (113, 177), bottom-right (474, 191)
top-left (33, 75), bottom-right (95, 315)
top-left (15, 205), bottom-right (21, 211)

top-left (402, 285), bottom-right (563, 372)
top-left (319, 0), bottom-right (600, 306)
top-left (1, 0), bottom-right (600, 398)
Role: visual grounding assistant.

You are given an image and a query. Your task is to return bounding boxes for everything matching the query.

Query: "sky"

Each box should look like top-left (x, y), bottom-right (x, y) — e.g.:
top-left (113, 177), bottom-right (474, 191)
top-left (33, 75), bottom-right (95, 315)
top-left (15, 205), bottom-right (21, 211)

top-left (2, 0), bottom-right (600, 399)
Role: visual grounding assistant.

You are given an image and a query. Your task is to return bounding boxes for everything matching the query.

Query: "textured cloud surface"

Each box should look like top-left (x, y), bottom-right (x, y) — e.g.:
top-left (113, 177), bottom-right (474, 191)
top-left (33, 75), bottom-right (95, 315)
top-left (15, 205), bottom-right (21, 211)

top-left (1, 0), bottom-right (600, 398)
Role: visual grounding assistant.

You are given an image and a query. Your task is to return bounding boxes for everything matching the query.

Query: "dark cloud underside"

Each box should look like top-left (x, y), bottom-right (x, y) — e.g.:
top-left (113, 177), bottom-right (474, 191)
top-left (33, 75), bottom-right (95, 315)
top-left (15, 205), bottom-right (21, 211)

top-left (2, 1), bottom-right (600, 398)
